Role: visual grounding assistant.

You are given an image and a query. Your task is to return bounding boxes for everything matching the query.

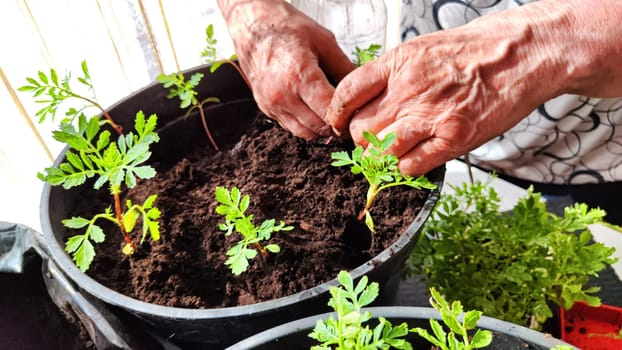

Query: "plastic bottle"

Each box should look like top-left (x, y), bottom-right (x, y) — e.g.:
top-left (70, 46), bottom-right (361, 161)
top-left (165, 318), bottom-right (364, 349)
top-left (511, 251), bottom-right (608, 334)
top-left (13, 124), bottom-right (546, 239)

top-left (289, 0), bottom-right (388, 60)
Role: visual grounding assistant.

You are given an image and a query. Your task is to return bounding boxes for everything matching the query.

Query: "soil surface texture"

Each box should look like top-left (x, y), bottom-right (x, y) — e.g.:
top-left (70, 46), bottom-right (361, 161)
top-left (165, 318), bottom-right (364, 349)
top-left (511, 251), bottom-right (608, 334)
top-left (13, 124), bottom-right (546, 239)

top-left (68, 115), bottom-right (431, 309)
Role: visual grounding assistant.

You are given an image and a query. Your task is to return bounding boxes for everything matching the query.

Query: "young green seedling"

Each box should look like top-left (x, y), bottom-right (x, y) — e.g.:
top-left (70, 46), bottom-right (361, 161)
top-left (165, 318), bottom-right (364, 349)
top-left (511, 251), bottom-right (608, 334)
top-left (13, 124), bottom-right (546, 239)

top-left (352, 43), bottom-right (382, 66)
top-left (410, 287), bottom-right (493, 350)
top-left (309, 270), bottom-right (412, 350)
top-left (309, 271), bottom-right (493, 350)
top-left (201, 24), bottom-right (252, 89)
top-left (20, 61), bottom-right (161, 272)
top-left (215, 186), bottom-right (293, 275)
top-left (331, 131), bottom-right (437, 232)
top-left (406, 178), bottom-right (618, 330)
top-left (156, 71), bottom-right (220, 151)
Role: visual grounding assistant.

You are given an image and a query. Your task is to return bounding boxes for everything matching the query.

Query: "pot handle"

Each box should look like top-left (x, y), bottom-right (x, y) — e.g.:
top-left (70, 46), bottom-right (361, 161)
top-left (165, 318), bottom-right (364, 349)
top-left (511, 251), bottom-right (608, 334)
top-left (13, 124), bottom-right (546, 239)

top-left (0, 222), bottom-right (154, 349)
top-left (0, 221), bottom-right (46, 273)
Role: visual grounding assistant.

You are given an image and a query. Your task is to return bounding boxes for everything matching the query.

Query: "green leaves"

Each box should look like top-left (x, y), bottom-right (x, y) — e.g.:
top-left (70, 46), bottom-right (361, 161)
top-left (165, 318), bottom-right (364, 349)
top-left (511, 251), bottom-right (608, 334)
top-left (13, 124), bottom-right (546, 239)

top-left (310, 272), bottom-right (491, 350)
top-left (331, 131), bottom-right (436, 232)
top-left (410, 288), bottom-right (492, 350)
top-left (38, 111), bottom-right (159, 190)
top-left (352, 44), bottom-right (383, 67)
top-left (407, 178), bottom-right (618, 330)
top-left (157, 72), bottom-right (204, 109)
top-left (23, 61), bottom-right (162, 272)
top-left (63, 211), bottom-right (112, 272)
top-left (19, 59), bottom-right (96, 123)
top-left (215, 186), bottom-right (292, 275)
top-left (310, 270), bottom-right (412, 350)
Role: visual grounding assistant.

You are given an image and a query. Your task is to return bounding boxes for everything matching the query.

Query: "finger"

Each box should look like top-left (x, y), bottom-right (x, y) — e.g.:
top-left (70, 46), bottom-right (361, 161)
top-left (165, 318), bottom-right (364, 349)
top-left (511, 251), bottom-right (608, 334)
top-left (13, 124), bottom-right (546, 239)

top-left (398, 137), bottom-right (460, 176)
top-left (348, 91), bottom-right (399, 146)
top-left (315, 37), bottom-right (355, 84)
top-left (257, 99), bottom-right (320, 140)
top-left (372, 116), bottom-right (434, 160)
top-left (325, 61), bottom-right (389, 135)
top-left (297, 68), bottom-right (338, 133)
top-left (270, 110), bottom-right (320, 141)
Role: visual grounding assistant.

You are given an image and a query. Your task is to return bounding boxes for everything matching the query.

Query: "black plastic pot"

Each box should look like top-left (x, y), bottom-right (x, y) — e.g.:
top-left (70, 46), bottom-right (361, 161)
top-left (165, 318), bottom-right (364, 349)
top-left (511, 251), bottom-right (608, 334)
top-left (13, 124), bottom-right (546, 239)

top-left (27, 63), bottom-right (445, 349)
top-left (226, 306), bottom-right (576, 350)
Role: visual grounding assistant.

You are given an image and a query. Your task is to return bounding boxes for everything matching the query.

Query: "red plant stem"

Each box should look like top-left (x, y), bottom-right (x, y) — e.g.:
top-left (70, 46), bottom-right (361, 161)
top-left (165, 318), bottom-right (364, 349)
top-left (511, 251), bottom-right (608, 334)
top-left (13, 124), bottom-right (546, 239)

top-left (198, 105), bottom-right (219, 151)
top-left (255, 242), bottom-right (269, 257)
top-left (74, 93), bottom-right (123, 135)
top-left (358, 210), bottom-right (366, 221)
top-left (113, 190), bottom-right (135, 249)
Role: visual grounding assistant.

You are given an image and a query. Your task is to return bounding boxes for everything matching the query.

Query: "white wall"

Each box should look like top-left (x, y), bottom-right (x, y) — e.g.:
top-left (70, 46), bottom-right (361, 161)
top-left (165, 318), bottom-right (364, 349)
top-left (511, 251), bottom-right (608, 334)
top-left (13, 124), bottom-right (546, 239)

top-left (0, 0), bottom-right (235, 232)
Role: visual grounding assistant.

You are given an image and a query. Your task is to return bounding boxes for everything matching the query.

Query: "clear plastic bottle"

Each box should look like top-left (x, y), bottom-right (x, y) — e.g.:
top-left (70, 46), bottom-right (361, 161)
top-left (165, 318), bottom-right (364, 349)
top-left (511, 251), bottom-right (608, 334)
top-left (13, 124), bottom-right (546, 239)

top-left (289, 0), bottom-right (387, 61)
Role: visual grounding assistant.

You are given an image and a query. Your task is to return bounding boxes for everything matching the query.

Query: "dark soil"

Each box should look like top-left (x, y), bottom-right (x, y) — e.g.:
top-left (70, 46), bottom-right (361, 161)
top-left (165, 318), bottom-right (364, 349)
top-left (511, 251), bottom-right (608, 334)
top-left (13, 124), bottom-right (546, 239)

top-left (69, 114), bottom-right (430, 309)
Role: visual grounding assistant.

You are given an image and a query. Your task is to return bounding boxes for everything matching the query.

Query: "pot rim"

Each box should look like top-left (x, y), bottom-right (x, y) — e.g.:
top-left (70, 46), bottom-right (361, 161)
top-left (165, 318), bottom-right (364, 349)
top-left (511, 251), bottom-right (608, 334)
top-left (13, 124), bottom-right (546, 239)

top-left (226, 306), bottom-right (574, 349)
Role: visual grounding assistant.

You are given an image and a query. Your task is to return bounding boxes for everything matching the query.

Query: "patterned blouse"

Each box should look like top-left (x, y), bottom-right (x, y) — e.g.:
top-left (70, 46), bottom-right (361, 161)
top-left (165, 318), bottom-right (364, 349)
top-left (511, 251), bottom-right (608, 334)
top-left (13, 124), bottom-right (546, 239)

top-left (401, 0), bottom-right (622, 184)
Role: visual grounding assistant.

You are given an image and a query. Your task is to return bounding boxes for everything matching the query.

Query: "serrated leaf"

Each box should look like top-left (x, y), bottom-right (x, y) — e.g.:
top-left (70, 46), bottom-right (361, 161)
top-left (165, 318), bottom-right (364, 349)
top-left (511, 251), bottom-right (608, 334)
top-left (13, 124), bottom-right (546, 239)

top-left (63, 216), bottom-right (90, 229)
top-left (65, 235), bottom-right (85, 254)
top-left (88, 224), bottom-right (105, 243)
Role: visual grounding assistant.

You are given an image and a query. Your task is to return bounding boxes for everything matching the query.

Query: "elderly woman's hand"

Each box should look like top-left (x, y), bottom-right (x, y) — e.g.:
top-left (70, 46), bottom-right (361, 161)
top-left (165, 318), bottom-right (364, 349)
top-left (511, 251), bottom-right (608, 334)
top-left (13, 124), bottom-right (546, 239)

top-left (326, 0), bottom-right (622, 176)
top-left (217, 0), bottom-right (354, 140)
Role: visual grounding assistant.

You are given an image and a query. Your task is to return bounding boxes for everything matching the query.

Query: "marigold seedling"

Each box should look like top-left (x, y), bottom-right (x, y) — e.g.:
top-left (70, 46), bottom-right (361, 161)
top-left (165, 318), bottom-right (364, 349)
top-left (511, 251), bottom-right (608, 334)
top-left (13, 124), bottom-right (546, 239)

top-left (410, 287), bottom-right (493, 350)
top-left (20, 61), bottom-right (161, 272)
top-left (156, 71), bottom-right (220, 151)
top-left (309, 271), bottom-right (492, 350)
top-left (215, 186), bottom-right (292, 275)
top-left (406, 178), bottom-right (618, 330)
top-left (352, 43), bottom-right (382, 66)
top-left (331, 131), bottom-right (436, 232)
top-left (309, 270), bottom-right (411, 350)
top-left (201, 24), bottom-right (251, 89)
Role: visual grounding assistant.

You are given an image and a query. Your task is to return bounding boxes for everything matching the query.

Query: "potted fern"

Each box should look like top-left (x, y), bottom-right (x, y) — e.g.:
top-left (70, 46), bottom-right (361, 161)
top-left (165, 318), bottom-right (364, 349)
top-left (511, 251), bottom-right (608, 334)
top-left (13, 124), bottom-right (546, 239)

top-left (8, 37), bottom-right (444, 348)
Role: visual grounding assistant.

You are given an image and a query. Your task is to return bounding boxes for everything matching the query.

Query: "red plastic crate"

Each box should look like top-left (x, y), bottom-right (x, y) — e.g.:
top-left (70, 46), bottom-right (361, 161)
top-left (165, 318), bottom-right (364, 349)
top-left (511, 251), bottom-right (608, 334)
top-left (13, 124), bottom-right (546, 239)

top-left (561, 302), bottom-right (622, 350)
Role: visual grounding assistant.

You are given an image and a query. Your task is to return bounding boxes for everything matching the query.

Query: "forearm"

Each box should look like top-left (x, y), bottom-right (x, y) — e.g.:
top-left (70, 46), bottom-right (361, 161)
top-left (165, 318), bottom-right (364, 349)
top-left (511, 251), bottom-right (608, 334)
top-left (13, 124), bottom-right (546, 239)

top-left (474, 0), bottom-right (622, 99)
top-left (544, 0), bottom-right (622, 97)
top-left (216, 0), bottom-right (290, 38)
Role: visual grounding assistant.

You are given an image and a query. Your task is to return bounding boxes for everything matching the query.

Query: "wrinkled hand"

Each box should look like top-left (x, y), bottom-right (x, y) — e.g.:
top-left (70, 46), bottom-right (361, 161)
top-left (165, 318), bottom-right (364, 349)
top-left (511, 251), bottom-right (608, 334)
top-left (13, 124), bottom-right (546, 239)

top-left (218, 0), bottom-right (354, 140)
top-left (326, 0), bottom-right (622, 176)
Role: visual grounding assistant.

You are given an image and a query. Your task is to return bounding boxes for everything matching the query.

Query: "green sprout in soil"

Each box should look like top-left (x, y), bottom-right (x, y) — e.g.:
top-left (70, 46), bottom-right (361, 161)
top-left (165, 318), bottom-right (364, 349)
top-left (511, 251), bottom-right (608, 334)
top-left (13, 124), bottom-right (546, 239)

top-left (309, 270), bottom-right (411, 350)
top-left (157, 24), bottom-right (254, 152)
top-left (19, 61), bottom-right (161, 272)
top-left (201, 24), bottom-right (251, 89)
top-left (352, 43), bottom-right (382, 66)
top-left (331, 131), bottom-right (436, 232)
top-left (410, 287), bottom-right (493, 350)
top-left (309, 270), bottom-right (492, 350)
top-left (156, 71), bottom-right (220, 151)
top-left (215, 186), bottom-right (293, 275)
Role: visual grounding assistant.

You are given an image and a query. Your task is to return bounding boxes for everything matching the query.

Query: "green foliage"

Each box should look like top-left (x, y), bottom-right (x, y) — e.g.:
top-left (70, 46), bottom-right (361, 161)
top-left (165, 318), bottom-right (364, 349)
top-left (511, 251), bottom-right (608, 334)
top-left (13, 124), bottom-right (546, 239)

top-left (352, 44), bottom-right (382, 67)
top-left (309, 270), bottom-right (412, 350)
top-left (215, 186), bottom-right (293, 275)
top-left (38, 111), bottom-right (159, 190)
top-left (156, 72), bottom-right (205, 109)
top-left (309, 271), bottom-right (492, 350)
top-left (18, 60), bottom-right (95, 123)
top-left (201, 23), bottom-right (238, 72)
top-left (406, 178), bottom-right (618, 330)
top-left (64, 194), bottom-right (160, 271)
top-left (331, 131), bottom-right (436, 232)
top-left (20, 62), bottom-right (161, 272)
top-left (410, 288), bottom-right (492, 350)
